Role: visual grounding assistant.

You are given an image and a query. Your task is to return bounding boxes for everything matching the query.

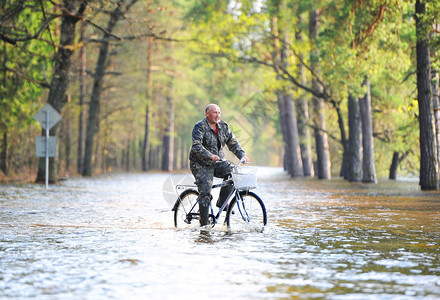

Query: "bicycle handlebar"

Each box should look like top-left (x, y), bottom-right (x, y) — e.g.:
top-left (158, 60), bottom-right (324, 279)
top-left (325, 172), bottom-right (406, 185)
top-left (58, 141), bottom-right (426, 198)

top-left (216, 158), bottom-right (250, 167)
top-left (238, 157), bottom-right (248, 167)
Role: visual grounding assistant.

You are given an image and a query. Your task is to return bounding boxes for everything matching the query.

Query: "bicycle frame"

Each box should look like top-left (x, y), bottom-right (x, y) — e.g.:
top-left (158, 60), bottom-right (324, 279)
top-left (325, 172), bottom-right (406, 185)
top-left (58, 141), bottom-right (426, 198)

top-left (175, 178), bottom-right (246, 227)
top-left (211, 179), bottom-right (235, 224)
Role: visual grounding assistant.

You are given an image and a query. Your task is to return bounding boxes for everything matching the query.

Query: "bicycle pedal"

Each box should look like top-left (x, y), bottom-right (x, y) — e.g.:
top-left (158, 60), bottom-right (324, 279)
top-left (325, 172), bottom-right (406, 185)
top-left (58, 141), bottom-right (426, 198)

top-left (184, 215), bottom-right (192, 224)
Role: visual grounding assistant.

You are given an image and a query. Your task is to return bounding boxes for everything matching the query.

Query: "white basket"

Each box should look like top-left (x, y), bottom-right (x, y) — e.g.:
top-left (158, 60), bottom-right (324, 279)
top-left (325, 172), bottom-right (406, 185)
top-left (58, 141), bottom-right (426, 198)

top-left (232, 167), bottom-right (257, 190)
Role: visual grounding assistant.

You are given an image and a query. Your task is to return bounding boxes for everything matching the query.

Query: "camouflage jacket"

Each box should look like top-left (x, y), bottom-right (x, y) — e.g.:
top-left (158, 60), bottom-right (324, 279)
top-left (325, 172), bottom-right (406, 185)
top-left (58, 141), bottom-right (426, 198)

top-left (189, 118), bottom-right (245, 166)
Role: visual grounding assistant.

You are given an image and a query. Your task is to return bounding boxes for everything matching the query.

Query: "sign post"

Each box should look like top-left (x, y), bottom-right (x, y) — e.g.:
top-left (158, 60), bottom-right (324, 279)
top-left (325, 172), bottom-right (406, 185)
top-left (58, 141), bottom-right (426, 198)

top-left (34, 104), bottom-right (61, 189)
top-left (45, 110), bottom-right (49, 188)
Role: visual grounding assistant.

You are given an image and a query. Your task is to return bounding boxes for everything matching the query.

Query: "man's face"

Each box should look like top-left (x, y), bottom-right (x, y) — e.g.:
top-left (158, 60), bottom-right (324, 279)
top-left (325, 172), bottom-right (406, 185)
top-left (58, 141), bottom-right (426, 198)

top-left (206, 105), bottom-right (221, 125)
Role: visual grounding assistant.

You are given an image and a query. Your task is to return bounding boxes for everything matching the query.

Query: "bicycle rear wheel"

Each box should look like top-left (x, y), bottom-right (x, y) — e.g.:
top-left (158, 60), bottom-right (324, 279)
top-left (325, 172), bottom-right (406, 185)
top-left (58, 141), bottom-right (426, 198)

top-left (173, 190), bottom-right (200, 228)
top-left (226, 191), bottom-right (267, 232)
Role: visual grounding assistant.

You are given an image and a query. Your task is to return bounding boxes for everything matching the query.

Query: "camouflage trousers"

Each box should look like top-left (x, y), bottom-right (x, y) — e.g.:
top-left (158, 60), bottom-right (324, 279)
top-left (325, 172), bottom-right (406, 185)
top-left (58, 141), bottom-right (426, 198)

top-left (190, 160), bottom-right (233, 208)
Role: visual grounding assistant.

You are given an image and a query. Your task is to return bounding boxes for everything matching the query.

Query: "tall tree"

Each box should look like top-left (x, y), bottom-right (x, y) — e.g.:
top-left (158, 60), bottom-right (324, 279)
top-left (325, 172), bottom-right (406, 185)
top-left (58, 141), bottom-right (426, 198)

top-left (283, 91), bottom-right (304, 176)
top-left (359, 77), bottom-right (377, 183)
top-left (273, 15), bottom-right (303, 177)
top-left (345, 93), bottom-right (362, 182)
top-left (433, 71), bottom-right (440, 175)
top-left (142, 34), bottom-right (154, 171)
top-left (309, 8), bottom-right (331, 179)
top-left (1, 41), bottom-right (9, 175)
top-left (77, 20), bottom-right (86, 174)
top-left (432, 21), bottom-right (440, 182)
top-left (83, 0), bottom-right (138, 176)
top-left (295, 15), bottom-right (314, 177)
top-left (271, 13), bottom-right (289, 174)
top-left (1, 41), bottom-right (10, 176)
top-left (415, 0), bottom-right (438, 190)
top-left (280, 28), bottom-right (303, 177)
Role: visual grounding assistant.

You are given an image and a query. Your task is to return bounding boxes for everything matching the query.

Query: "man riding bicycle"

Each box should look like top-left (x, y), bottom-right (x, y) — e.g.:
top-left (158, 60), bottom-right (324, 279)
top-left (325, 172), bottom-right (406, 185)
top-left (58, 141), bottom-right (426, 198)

top-left (189, 104), bottom-right (250, 226)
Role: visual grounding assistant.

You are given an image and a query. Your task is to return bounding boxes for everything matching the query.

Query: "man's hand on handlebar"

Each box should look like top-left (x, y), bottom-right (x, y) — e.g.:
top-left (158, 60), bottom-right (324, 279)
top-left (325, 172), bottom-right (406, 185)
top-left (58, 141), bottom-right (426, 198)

top-left (210, 154), bottom-right (221, 162)
top-left (240, 156), bottom-right (250, 164)
top-left (210, 155), bottom-right (250, 164)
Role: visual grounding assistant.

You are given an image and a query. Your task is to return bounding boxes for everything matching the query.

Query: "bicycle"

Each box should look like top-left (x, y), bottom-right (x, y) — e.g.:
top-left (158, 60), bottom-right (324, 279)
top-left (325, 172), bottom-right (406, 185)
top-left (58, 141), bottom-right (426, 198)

top-left (171, 160), bottom-right (267, 232)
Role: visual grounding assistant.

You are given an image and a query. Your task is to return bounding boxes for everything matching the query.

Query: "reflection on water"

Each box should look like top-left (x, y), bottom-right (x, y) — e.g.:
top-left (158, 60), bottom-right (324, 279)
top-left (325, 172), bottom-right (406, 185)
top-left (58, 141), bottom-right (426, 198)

top-left (1, 168), bottom-right (439, 299)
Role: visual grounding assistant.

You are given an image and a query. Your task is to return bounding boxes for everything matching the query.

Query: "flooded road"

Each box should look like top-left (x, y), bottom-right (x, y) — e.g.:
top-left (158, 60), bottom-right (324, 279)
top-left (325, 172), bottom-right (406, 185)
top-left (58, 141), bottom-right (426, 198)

top-left (1, 167), bottom-right (439, 299)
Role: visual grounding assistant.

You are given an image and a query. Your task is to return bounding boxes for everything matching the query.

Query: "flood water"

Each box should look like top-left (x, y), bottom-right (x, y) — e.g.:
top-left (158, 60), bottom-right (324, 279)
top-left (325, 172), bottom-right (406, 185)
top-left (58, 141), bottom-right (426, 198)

top-left (1, 167), bottom-right (439, 299)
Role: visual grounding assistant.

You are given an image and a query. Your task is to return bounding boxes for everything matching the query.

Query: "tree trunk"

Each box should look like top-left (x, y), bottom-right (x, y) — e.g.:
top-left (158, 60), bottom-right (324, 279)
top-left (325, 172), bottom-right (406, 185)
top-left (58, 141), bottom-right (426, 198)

top-left (100, 114), bottom-right (110, 174)
top-left (132, 138), bottom-right (137, 169)
top-left (0, 128), bottom-right (7, 175)
top-left (311, 86), bottom-right (331, 180)
top-left (433, 71), bottom-right (440, 178)
top-left (149, 144), bottom-right (161, 170)
top-left (121, 148), bottom-right (125, 170)
top-left (296, 83), bottom-right (314, 176)
top-left (83, 2), bottom-right (126, 176)
top-left (296, 66), bottom-right (314, 176)
top-left (284, 92), bottom-right (304, 176)
top-left (389, 152), bottom-right (399, 180)
top-left (271, 15), bottom-right (303, 177)
top-left (271, 16), bottom-right (288, 174)
top-left (432, 22), bottom-right (440, 183)
top-left (125, 139), bottom-right (130, 171)
top-left (276, 91), bottom-right (289, 172)
top-left (359, 78), bottom-right (377, 183)
top-left (1, 42), bottom-right (8, 175)
top-left (64, 99), bottom-right (71, 175)
top-left (346, 94), bottom-right (362, 182)
top-left (77, 20), bottom-right (86, 175)
top-left (162, 96), bottom-right (174, 171)
top-left (173, 138), bottom-right (179, 170)
top-left (389, 151), bottom-right (409, 180)
top-left (337, 104), bottom-right (349, 178)
top-left (295, 15), bottom-right (314, 177)
top-left (93, 127), bottom-right (100, 172)
top-left (142, 104), bottom-right (151, 171)
top-left (415, 0), bottom-right (438, 190)
top-left (309, 9), bottom-right (331, 179)
top-left (142, 35), bottom-right (153, 171)
top-left (36, 0), bottom-right (87, 183)
top-left (155, 145), bottom-right (161, 169)
top-left (148, 144), bottom-right (154, 170)
top-left (280, 28), bottom-right (303, 177)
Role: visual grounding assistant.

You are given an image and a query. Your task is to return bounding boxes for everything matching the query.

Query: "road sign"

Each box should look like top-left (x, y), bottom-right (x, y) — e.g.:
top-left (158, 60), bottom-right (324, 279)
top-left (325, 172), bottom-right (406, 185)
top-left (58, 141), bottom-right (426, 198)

top-left (33, 103), bottom-right (62, 189)
top-left (36, 136), bottom-right (57, 157)
top-left (33, 103), bottom-right (61, 130)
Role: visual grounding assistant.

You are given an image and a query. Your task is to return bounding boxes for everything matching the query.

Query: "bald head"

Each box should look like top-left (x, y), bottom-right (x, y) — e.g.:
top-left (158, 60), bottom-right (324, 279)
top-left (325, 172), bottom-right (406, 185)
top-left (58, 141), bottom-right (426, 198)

top-left (205, 104), bottom-right (220, 113)
top-left (205, 104), bottom-right (221, 125)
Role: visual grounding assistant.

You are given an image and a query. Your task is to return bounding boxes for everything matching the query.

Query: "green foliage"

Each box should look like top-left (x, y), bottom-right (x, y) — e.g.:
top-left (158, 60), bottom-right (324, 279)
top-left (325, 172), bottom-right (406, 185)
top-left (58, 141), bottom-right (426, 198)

top-left (1, 0), bottom-right (438, 177)
top-left (1, 1), bottom-right (56, 130)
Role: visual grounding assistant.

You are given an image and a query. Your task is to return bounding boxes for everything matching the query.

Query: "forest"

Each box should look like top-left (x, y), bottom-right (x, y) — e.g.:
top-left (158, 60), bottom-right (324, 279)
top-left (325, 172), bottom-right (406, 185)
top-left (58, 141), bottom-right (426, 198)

top-left (0, 0), bottom-right (439, 190)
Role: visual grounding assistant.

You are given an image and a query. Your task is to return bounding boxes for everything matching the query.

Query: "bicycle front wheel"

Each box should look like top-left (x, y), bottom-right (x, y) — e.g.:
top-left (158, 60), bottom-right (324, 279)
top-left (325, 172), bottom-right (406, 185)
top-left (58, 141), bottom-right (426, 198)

top-left (174, 189), bottom-right (199, 229)
top-left (226, 191), bottom-right (267, 232)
